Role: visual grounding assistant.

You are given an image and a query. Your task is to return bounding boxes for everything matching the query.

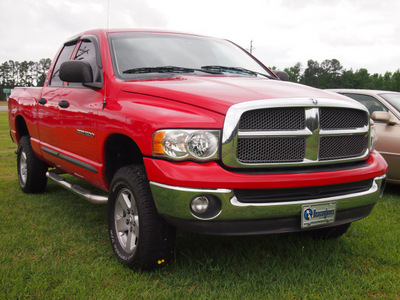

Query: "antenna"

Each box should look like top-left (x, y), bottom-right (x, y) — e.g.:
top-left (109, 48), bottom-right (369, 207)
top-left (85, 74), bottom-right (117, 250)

top-left (249, 40), bottom-right (254, 54)
top-left (103, 0), bottom-right (110, 109)
top-left (106, 0), bottom-right (110, 30)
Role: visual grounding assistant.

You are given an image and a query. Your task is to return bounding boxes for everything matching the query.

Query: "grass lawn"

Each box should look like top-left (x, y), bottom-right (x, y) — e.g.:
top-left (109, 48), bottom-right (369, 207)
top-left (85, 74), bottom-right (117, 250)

top-left (1, 111), bottom-right (399, 299)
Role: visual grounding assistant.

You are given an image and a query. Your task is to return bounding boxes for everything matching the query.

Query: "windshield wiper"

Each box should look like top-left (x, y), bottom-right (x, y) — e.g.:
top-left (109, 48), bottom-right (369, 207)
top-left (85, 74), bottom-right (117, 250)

top-left (122, 66), bottom-right (221, 75)
top-left (201, 65), bottom-right (272, 78)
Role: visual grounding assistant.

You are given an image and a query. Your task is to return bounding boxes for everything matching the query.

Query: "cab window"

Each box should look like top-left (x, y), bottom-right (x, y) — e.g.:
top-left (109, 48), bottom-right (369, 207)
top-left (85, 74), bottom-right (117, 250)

top-left (49, 44), bottom-right (76, 87)
top-left (69, 40), bottom-right (101, 86)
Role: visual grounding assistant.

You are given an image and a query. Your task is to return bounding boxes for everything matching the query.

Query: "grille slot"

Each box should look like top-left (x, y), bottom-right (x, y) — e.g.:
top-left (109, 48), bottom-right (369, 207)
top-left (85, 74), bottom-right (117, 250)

top-left (237, 138), bottom-right (305, 163)
top-left (320, 108), bottom-right (368, 129)
top-left (239, 108), bottom-right (305, 131)
top-left (319, 135), bottom-right (368, 160)
top-left (235, 179), bottom-right (373, 203)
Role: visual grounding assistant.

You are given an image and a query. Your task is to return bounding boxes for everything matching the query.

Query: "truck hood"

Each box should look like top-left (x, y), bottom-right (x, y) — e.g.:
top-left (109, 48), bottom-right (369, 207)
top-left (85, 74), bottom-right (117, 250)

top-left (120, 76), bottom-right (345, 115)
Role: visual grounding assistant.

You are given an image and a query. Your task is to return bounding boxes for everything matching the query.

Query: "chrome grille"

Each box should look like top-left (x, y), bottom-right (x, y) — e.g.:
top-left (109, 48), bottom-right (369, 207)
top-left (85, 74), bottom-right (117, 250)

top-left (221, 98), bottom-right (371, 168)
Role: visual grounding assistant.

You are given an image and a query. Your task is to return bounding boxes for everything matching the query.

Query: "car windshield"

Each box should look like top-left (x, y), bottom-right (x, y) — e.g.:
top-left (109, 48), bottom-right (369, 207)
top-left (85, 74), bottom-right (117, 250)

top-left (108, 32), bottom-right (273, 79)
top-left (379, 93), bottom-right (400, 112)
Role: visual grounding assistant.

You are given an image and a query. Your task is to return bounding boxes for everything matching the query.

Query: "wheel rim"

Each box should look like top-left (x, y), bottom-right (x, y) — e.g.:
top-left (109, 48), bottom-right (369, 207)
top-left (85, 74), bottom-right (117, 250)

top-left (114, 188), bottom-right (139, 255)
top-left (19, 150), bottom-right (28, 186)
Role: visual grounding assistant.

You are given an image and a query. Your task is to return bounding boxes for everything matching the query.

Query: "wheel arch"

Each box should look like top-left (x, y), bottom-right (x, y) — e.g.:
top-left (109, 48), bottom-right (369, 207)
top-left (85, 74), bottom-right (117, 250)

top-left (103, 133), bottom-right (144, 187)
top-left (15, 115), bottom-right (30, 142)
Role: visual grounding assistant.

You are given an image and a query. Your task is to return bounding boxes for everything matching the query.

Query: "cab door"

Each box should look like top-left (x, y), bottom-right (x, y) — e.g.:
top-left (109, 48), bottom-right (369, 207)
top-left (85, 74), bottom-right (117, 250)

top-left (57, 36), bottom-right (104, 176)
top-left (37, 42), bottom-right (77, 159)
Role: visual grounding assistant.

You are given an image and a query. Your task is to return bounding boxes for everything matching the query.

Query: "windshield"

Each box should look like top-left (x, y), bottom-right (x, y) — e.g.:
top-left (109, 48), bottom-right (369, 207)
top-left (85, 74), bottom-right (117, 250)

top-left (379, 93), bottom-right (400, 112)
top-left (108, 32), bottom-right (273, 79)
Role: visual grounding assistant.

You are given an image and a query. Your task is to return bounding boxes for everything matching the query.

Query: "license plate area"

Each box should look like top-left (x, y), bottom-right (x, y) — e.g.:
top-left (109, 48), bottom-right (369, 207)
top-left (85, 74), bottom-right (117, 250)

top-left (301, 202), bottom-right (336, 229)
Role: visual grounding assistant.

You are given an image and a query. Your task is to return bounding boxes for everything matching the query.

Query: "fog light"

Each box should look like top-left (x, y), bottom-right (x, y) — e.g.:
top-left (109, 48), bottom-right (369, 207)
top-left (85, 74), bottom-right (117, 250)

top-left (191, 196), bottom-right (209, 214)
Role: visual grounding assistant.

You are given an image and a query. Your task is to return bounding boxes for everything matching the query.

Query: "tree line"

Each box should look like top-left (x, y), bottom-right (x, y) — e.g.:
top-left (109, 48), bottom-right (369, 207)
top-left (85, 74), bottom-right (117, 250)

top-left (1, 58), bottom-right (51, 101)
top-left (282, 59), bottom-right (400, 91)
top-left (1, 58), bottom-right (400, 101)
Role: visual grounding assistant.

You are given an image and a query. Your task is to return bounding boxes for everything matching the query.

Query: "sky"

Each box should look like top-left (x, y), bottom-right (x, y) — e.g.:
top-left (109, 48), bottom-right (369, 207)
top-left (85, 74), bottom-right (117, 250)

top-left (1, 0), bottom-right (400, 75)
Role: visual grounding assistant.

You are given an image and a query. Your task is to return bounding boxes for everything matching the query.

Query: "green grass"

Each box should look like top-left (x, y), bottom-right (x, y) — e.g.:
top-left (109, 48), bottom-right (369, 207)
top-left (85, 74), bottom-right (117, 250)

top-left (1, 110), bottom-right (399, 299)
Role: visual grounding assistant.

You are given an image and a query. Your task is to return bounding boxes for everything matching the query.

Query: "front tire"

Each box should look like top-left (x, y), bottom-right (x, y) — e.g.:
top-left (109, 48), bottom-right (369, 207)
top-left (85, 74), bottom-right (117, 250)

top-left (108, 165), bottom-right (175, 270)
top-left (17, 135), bottom-right (48, 193)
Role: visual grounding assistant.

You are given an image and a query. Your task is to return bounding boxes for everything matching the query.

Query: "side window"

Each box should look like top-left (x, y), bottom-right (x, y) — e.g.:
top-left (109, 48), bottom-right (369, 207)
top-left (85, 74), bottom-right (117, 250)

top-left (342, 93), bottom-right (388, 115)
top-left (75, 41), bottom-right (96, 68)
top-left (49, 44), bottom-right (76, 86)
top-left (69, 40), bottom-right (101, 86)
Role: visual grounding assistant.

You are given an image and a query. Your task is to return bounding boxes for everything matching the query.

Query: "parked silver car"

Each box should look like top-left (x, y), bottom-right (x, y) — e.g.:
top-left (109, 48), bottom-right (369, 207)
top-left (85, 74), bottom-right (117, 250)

top-left (329, 89), bottom-right (400, 184)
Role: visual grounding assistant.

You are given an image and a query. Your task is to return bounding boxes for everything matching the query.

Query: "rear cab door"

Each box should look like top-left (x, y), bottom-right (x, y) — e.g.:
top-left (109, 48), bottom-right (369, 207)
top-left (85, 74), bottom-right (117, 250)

top-left (37, 40), bottom-right (77, 152)
top-left (38, 34), bottom-right (105, 184)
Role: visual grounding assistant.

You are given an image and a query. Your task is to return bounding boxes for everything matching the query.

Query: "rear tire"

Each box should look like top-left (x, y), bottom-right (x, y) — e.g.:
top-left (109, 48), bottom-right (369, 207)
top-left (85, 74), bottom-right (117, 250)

top-left (17, 136), bottom-right (48, 193)
top-left (108, 165), bottom-right (175, 271)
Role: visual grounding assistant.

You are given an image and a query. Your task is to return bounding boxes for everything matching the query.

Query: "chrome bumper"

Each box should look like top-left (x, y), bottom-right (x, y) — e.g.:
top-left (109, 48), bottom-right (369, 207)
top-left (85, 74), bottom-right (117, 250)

top-left (150, 175), bottom-right (386, 221)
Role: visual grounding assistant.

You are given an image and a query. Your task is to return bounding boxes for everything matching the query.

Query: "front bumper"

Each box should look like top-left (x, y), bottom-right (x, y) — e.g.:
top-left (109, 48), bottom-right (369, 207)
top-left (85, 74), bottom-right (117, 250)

top-left (145, 152), bottom-right (387, 235)
top-left (150, 175), bottom-right (385, 220)
top-left (150, 174), bottom-right (386, 235)
top-left (161, 204), bottom-right (376, 236)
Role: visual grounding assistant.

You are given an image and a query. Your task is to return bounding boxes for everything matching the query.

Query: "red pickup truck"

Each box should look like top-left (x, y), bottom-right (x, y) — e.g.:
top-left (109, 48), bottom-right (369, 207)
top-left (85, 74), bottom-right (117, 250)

top-left (8, 29), bottom-right (387, 270)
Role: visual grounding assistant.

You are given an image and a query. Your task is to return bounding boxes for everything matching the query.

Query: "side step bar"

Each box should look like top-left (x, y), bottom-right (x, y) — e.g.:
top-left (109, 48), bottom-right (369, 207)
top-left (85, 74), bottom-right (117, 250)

top-left (46, 171), bottom-right (108, 204)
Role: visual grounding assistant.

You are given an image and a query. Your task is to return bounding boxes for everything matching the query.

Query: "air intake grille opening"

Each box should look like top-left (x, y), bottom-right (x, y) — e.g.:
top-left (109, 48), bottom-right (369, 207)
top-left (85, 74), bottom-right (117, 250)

top-left (239, 107), bottom-right (305, 131)
top-left (237, 138), bottom-right (306, 163)
top-left (320, 108), bottom-right (368, 129)
top-left (235, 179), bottom-right (373, 203)
top-left (319, 135), bottom-right (368, 160)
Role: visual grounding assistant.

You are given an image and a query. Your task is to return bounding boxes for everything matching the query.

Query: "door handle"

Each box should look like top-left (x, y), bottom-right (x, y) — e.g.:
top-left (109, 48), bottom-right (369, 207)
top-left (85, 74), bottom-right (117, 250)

top-left (38, 98), bottom-right (47, 105)
top-left (58, 100), bottom-right (69, 108)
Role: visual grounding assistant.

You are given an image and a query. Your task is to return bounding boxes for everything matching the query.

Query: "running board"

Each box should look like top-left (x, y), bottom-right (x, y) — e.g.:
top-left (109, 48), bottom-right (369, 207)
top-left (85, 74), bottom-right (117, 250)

top-left (46, 171), bottom-right (108, 204)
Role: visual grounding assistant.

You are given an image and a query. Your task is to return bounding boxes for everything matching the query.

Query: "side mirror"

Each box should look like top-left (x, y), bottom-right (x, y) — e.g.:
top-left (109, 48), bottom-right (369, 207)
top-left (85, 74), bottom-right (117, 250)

top-left (371, 111), bottom-right (398, 125)
top-left (60, 61), bottom-right (93, 83)
top-left (274, 70), bottom-right (289, 81)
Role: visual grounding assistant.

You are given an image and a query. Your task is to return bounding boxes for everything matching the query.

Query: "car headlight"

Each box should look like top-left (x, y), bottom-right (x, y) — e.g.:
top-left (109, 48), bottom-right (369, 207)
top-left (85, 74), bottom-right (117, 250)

top-left (153, 129), bottom-right (220, 161)
top-left (369, 120), bottom-right (378, 152)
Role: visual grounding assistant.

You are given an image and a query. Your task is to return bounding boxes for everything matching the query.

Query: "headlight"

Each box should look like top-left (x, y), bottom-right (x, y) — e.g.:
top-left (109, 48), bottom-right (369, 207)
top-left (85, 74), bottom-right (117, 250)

top-left (369, 120), bottom-right (378, 152)
top-left (153, 129), bottom-right (220, 161)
